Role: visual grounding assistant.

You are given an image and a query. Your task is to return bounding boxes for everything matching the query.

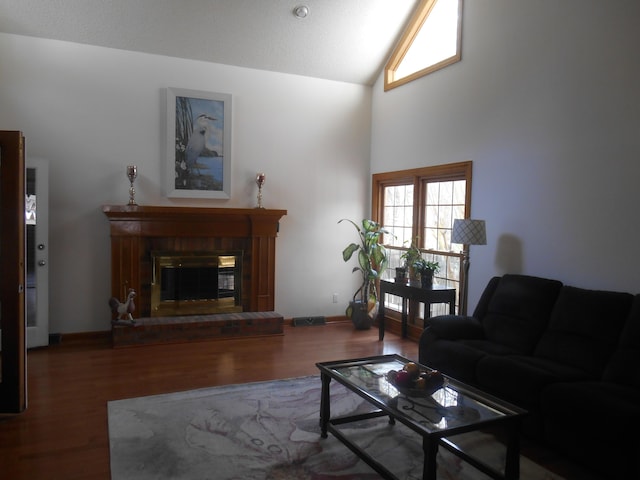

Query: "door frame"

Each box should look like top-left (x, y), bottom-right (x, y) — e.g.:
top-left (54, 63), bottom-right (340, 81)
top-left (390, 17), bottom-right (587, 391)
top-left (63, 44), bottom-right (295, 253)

top-left (26, 157), bottom-right (49, 348)
top-left (0, 130), bottom-right (27, 413)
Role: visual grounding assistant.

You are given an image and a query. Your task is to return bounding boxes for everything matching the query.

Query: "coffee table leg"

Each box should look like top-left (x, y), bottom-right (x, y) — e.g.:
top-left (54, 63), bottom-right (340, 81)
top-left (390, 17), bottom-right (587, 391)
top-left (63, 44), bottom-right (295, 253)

top-left (401, 298), bottom-right (408, 338)
top-left (378, 294), bottom-right (386, 341)
top-left (319, 373), bottom-right (331, 438)
top-left (422, 436), bottom-right (438, 480)
top-left (504, 424), bottom-right (520, 480)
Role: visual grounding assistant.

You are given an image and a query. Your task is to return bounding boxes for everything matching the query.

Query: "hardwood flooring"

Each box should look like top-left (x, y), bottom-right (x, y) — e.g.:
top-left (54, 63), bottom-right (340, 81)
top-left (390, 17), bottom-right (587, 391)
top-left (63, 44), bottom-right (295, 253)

top-left (0, 323), bottom-right (595, 479)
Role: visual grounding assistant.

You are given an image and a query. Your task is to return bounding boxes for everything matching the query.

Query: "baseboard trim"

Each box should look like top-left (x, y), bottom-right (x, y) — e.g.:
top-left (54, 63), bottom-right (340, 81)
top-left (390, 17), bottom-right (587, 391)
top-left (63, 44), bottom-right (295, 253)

top-left (292, 316), bottom-right (326, 326)
top-left (46, 330), bottom-right (111, 347)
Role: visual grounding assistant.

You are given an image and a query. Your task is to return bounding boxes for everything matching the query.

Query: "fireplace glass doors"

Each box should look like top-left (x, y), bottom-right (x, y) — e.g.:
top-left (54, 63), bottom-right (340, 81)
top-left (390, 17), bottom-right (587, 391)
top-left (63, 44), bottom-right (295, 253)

top-left (151, 251), bottom-right (242, 316)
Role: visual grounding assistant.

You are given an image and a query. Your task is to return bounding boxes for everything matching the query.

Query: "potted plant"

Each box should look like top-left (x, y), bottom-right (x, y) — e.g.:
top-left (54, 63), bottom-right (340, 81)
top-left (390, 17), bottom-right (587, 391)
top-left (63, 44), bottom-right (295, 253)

top-left (339, 218), bottom-right (390, 329)
top-left (394, 265), bottom-right (407, 283)
top-left (412, 257), bottom-right (440, 289)
top-left (400, 238), bottom-right (423, 286)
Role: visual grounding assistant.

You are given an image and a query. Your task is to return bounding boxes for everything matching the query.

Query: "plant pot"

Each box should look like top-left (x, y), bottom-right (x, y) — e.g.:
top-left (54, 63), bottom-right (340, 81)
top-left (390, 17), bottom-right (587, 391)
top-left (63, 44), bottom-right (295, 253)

top-left (420, 270), bottom-right (434, 289)
top-left (348, 300), bottom-right (377, 330)
top-left (395, 267), bottom-right (407, 283)
top-left (408, 266), bottom-right (421, 287)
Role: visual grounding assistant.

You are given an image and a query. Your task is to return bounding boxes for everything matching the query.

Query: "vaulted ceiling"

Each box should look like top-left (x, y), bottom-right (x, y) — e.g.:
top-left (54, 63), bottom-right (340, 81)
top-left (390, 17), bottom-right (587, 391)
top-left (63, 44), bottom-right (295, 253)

top-left (0, 0), bottom-right (419, 85)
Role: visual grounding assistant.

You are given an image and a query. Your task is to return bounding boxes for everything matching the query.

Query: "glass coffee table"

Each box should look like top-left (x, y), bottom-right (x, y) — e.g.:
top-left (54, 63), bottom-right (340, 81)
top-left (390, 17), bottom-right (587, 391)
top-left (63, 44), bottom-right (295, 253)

top-left (316, 354), bottom-right (527, 480)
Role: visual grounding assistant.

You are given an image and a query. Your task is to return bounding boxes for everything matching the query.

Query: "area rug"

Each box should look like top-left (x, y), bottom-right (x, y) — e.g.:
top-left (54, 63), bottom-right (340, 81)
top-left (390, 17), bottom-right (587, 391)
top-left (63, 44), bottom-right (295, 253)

top-left (108, 376), bottom-right (564, 480)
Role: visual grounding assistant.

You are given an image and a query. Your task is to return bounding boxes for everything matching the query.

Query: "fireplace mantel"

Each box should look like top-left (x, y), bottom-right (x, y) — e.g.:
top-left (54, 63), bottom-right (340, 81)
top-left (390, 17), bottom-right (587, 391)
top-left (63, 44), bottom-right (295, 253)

top-left (102, 205), bottom-right (287, 237)
top-left (103, 205), bottom-right (287, 315)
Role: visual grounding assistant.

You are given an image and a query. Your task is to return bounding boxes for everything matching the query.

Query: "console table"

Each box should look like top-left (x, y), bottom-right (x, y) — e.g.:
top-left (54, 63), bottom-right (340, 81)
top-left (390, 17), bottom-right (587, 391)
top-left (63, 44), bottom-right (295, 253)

top-left (378, 280), bottom-right (456, 340)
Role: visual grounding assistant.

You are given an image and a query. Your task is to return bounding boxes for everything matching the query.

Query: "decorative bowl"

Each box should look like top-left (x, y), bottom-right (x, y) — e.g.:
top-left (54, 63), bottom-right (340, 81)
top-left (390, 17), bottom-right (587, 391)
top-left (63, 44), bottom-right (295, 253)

top-left (386, 370), bottom-right (444, 397)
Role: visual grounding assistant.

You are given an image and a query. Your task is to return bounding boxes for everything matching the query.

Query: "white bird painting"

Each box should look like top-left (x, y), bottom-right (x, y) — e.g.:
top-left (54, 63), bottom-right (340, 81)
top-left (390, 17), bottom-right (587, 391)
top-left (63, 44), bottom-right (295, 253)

top-left (185, 114), bottom-right (217, 175)
top-left (174, 95), bottom-right (226, 192)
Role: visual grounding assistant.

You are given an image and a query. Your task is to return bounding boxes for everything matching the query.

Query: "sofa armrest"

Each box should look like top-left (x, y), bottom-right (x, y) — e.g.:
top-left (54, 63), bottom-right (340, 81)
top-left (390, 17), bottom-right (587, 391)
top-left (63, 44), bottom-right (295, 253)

top-left (424, 314), bottom-right (484, 340)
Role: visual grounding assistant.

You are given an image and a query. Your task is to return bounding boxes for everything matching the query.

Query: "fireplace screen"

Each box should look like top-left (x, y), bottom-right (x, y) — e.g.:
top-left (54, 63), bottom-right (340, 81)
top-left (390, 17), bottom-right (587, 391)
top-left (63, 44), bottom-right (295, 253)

top-left (151, 251), bottom-right (242, 316)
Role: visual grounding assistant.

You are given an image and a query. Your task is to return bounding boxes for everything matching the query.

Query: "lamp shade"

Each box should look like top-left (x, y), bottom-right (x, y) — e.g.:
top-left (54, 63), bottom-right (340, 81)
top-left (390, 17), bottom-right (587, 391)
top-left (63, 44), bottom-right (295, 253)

top-left (452, 219), bottom-right (486, 245)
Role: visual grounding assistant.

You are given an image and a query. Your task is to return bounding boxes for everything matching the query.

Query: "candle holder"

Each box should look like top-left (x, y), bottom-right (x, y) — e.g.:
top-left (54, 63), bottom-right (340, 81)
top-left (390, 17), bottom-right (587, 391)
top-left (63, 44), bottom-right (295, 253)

top-left (256, 173), bottom-right (266, 209)
top-left (126, 165), bottom-right (138, 205)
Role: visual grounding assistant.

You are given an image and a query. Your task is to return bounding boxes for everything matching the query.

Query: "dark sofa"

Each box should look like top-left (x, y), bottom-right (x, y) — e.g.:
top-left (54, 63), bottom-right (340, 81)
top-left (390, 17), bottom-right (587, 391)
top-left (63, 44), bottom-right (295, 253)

top-left (419, 274), bottom-right (640, 477)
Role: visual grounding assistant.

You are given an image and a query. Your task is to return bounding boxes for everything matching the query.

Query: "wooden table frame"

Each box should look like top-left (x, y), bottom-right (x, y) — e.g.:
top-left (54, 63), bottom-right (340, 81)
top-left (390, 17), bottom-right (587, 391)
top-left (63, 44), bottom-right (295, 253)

top-left (378, 279), bottom-right (456, 340)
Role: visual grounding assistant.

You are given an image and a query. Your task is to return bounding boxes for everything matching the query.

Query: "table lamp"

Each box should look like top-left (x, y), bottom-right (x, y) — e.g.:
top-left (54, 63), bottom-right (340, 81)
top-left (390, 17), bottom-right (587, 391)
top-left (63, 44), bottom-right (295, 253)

top-left (452, 219), bottom-right (486, 315)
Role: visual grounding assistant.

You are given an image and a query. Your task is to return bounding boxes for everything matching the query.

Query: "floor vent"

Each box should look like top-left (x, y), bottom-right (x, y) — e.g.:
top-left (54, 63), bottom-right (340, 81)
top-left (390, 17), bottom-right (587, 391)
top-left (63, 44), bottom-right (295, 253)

top-left (292, 316), bottom-right (326, 327)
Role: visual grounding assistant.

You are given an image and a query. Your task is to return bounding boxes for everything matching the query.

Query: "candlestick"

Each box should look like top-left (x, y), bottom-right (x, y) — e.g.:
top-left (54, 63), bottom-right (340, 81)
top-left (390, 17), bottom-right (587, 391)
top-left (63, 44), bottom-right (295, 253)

top-left (127, 165), bottom-right (138, 205)
top-left (256, 172), bottom-right (266, 209)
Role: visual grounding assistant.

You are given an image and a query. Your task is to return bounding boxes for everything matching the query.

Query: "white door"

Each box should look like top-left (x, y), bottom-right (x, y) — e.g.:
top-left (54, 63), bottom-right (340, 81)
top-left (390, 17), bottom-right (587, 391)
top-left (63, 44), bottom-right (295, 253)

top-left (26, 157), bottom-right (49, 348)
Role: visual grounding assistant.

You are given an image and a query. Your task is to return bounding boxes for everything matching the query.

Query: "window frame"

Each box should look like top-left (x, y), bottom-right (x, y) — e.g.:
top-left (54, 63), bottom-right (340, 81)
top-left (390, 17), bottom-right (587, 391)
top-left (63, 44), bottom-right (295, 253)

top-left (372, 161), bottom-right (473, 330)
top-left (384, 0), bottom-right (464, 91)
top-left (372, 162), bottom-right (472, 236)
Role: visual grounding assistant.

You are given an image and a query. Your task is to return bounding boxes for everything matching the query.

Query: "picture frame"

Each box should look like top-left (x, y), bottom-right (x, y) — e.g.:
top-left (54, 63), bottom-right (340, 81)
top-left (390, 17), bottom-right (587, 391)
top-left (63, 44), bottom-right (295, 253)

top-left (165, 87), bottom-right (232, 199)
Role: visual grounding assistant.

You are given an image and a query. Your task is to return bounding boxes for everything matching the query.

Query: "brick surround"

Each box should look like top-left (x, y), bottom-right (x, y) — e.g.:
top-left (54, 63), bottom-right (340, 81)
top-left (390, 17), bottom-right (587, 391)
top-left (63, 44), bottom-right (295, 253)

top-left (111, 311), bottom-right (284, 348)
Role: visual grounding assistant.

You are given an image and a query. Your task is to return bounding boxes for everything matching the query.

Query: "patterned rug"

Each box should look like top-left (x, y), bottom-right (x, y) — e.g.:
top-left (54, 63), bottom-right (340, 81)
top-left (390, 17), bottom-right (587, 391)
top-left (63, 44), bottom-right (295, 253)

top-left (108, 376), bottom-right (564, 479)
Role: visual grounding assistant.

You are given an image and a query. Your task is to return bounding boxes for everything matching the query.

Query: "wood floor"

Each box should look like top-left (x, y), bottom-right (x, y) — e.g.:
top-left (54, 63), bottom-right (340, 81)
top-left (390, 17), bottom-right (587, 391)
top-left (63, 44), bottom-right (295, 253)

top-left (0, 322), bottom-right (595, 479)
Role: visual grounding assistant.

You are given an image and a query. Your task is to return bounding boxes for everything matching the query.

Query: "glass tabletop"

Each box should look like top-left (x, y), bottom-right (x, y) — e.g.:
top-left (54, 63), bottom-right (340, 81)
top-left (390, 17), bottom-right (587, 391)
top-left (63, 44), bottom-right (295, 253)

top-left (319, 355), bottom-right (525, 434)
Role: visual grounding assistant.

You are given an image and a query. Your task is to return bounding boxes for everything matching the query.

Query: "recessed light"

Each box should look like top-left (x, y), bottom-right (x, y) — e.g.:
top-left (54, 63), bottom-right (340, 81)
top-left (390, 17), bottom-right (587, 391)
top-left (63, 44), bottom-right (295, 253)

top-left (293, 5), bottom-right (309, 19)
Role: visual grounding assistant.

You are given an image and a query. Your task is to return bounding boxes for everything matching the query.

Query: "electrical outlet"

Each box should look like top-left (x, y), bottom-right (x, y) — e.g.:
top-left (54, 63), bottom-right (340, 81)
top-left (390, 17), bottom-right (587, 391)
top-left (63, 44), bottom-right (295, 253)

top-left (332, 293), bottom-right (339, 303)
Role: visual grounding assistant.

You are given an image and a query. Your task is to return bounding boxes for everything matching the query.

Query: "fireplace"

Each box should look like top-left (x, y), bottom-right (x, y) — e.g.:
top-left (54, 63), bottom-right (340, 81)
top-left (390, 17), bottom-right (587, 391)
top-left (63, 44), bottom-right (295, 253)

top-left (103, 206), bottom-right (287, 318)
top-left (151, 251), bottom-right (242, 316)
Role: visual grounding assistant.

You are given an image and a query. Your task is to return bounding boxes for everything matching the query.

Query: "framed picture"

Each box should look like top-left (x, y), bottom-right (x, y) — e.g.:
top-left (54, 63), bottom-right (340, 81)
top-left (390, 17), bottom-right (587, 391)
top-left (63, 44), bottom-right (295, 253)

top-left (165, 88), bottom-right (232, 199)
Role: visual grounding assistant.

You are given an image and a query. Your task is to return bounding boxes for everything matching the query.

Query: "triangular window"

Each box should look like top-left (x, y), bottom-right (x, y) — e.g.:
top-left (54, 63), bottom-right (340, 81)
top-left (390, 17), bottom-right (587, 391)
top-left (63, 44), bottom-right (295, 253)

top-left (384, 0), bottom-right (463, 91)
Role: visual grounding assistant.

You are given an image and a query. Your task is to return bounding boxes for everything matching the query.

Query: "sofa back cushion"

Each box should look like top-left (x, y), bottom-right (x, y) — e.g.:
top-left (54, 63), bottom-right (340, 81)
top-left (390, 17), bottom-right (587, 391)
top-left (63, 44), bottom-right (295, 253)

top-left (481, 274), bottom-right (563, 353)
top-left (603, 294), bottom-right (640, 387)
top-left (472, 276), bottom-right (501, 319)
top-left (534, 286), bottom-right (633, 377)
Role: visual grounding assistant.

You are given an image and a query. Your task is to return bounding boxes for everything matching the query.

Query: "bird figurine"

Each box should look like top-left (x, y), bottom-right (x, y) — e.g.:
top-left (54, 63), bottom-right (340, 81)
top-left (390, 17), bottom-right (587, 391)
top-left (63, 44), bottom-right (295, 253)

top-left (109, 288), bottom-right (136, 324)
top-left (185, 114), bottom-right (217, 174)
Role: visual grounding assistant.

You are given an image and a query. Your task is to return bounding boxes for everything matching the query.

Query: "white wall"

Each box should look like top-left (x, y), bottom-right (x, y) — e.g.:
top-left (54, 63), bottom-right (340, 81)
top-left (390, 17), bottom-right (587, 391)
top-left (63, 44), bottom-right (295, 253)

top-left (371, 0), bottom-right (640, 310)
top-left (5, 0), bottom-right (639, 335)
top-left (0, 33), bottom-right (372, 333)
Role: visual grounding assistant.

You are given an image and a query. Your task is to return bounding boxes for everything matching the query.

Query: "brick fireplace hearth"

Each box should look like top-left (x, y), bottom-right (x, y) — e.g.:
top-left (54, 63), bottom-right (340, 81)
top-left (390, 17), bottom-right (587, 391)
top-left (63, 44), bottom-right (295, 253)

top-left (103, 205), bottom-right (287, 320)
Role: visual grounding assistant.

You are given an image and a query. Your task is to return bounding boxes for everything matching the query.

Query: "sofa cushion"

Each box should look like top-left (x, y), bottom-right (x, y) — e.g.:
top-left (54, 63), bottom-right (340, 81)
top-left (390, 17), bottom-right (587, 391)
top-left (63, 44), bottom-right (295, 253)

top-left (420, 337), bottom-right (520, 385)
top-left (424, 314), bottom-right (484, 339)
top-left (534, 286), bottom-right (633, 377)
top-left (481, 274), bottom-right (563, 354)
top-left (470, 275), bottom-right (501, 319)
top-left (541, 381), bottom-right (640, 434)
top-left (540, 381), bottom-right (640, 477)
top-left (475, 354), bottom-right (592, 409)
top-left (603, 294), bottom-right (640, 387)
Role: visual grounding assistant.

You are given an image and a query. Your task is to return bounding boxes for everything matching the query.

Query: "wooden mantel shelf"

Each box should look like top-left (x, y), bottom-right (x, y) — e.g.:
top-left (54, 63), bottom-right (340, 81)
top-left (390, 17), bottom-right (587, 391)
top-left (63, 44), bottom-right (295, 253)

top-left (102, 205), bottom-right (287, 316)
top-left (102, 205), bottom-right (287, 237)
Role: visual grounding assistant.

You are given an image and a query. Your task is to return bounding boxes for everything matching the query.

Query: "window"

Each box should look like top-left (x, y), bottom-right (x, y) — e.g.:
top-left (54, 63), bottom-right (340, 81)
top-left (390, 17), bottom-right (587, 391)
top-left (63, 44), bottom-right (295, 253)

top-left (384, 0), bottom-right (463, 91)
top-left (372, 162), bottom-right (472, 325)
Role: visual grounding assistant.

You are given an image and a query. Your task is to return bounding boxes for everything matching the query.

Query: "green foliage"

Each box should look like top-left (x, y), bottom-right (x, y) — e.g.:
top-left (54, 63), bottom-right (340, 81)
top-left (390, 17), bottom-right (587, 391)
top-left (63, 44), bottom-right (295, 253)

top-left (412, 257), bottom-right (440, 274)
top-left (175, 96), bottom-right (194, 165)
top-left (400, 237), bottom-right (440, 277)
top-left (400, 239), bottom-right (422, 269)
top-left (339, 219), bottom-right (390, 315)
